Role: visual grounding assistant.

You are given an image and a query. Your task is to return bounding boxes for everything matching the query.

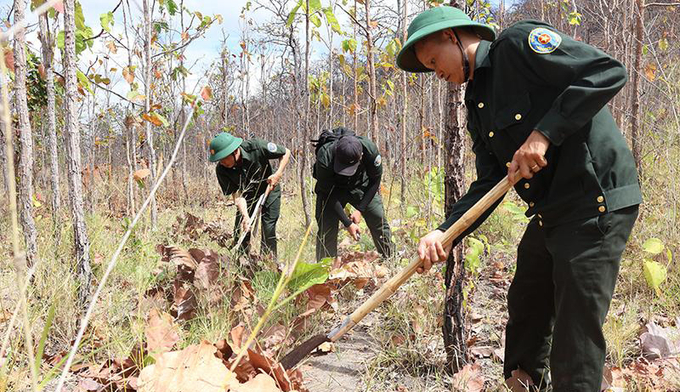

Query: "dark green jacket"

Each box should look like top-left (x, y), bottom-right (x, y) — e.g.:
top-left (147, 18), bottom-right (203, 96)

top-left (439, 20), bottom-right (642, 236)
top-left (215, 138), bottom-right (286, 202)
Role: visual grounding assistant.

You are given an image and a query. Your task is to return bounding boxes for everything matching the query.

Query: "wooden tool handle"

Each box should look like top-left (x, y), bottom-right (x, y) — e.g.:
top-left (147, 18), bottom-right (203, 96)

top-left (328, 175), bottom-right (516, 341)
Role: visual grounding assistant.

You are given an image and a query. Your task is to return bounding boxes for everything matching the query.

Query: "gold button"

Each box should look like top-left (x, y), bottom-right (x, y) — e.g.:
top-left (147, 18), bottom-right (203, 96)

top-left (506, 162), bottom-right (511, 168)
top-left (597, 196), bottom-right (604, 203)
top-left (539, 221), bottom-right (543, 227)
top-left (515, 113), bottom-right (522, 121)
top-left (529, 202), bottom-right (535, 207)
top-left (599, 206), bottom-right (606, 213)
top-left (524, 183), bottom-right (530, 189)
top-left (478, 102), bottom-right (484, 109)
top-left (488, 131), bottom-right (494, 137)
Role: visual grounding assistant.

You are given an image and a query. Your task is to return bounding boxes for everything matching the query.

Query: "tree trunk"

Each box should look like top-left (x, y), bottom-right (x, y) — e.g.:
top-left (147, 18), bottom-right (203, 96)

top-left (443, 82), bottom-right (468, 374)
top-left (364, 0), bottom-right (378, 143)
top-left (13, 0), bottom-right (38, 267)
top-left (143, 0), bottom-right (158, 228)
top-left (442, 1), bottom-right (469, 373)
top-left (299, 0), bottom-right (312, 228)
top-left (353, 0), bottom-right (359, 131)
top-left (64, 0), bottom-right (93, 308)
top-left (630, 0), bottom-right (644, 173)
top-left (40, 11), bottom-right (62, 235)
top-left (400, 0), bottom-right (408, 211)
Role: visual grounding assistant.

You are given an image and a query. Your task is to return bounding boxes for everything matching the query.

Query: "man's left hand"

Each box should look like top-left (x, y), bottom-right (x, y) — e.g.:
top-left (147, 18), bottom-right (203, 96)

top-left (350, 210), bottom-right (362, 224)
top-left (267, 173), bottom-right (282, 188)
top-left (509, 130), bottom-right (550, 183)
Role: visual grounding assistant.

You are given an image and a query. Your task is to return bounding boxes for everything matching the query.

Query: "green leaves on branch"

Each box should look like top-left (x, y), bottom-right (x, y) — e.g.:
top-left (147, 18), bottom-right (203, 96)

top-left (160, 0), bottom-right (179, 16)
top-left (76, 70), bottom-right (93, 94)
top-left (56, 1), bottom-right (93, 56)
top-left (342, 39), bottom-right (357, 53)
top-left (100, 12), bottom-right (114, 33)
top-left (286, 0), bottom-right (343, 35)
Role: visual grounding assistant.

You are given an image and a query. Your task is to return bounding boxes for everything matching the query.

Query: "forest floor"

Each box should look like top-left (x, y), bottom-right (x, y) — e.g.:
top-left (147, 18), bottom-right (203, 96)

top-left (1, 176), bottom-right (680, 391)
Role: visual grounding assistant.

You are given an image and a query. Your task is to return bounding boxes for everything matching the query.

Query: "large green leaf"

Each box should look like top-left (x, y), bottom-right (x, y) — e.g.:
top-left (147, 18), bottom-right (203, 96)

top-left (100, 11), bottom-right (114, 33)
top-left (287, 258), bottom-right (331, 293)
top-left (75, 1), bottom-right (86, 30)
top-left (342, 38), bottom-right (357, 53)
top-left (286, 1), bottom-right (302, 27)
top-left (643, 259), bottom-right (667, 295)
top-left (310, 14), bottom-right (321, 28)
top-left (308, 0), bottom-right (322, 13)
top-left (322, 7), bottom-right (342, 34)
top-left (642, 238), bottom-right (664, 255)
top-left (76, 70), bottom-right (93, 94)
top-left (167, 0), bottom-right (178, 15)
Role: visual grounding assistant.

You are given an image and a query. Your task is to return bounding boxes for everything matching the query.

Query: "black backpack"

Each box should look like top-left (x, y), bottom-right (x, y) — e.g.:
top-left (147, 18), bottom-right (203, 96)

top-left (311, 127), bottom-right (356, 155)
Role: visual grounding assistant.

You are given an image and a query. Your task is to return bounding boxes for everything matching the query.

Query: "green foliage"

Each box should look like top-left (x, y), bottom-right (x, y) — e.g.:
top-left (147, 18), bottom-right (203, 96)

top-left (76, 70), bottom-right (93, 94)
top-left (501, 200), bottom-right (530, 224)
top-left (641, 237), bottom-right (671, 296)
top-left (288, 258), bottom-right (331, 293)
top-left (56, 2), bottom-right (94, 56)
top-left (464, 236), bottom-right (487, 275)
top-left (342, 39), bottom-right (358, 53)
top-left (100, 11), bottom-right (114, 33)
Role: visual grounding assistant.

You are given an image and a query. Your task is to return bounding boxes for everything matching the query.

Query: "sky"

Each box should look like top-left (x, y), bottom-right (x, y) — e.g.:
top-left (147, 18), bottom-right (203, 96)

top-left (1, 0), bottom-right (511, 100)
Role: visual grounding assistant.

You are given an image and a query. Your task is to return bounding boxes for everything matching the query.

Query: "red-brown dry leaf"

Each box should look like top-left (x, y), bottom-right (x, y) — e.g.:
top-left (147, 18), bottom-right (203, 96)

top-left (230, 324), bottom-right (248, 351)
top-left (451, 363), bottom-right (484, 392)
top-left (231, 373), bottom-right (282, 392)
top-left (145, 309), bottom-right (180, 358)
top-left (601, 365), bottom-right (628, 390)
top-left (137, 341), bottom-right (239, 391)
top-left (172, 281), bottom-right (197, 321)
top-left (505, 368), bottom-right (535, 392)
top-left (200, 86), bottom-right (213, 101)
top-left (78, 378), bottom-right (103, 391)
top-left (247, 349), bottom-right (305, 392)
top-left (122, 66), bottom-right (135, 84)
top-left (195, 252), bottom-right (220, 291)
top-left (133, 168), bottom-right (150, 182)
top-left (261, 324), bottom-right (288, 356)
top-left (214, 339), bottom-right (233, 361)
top-left (3, 50), bottom-right (14, 73)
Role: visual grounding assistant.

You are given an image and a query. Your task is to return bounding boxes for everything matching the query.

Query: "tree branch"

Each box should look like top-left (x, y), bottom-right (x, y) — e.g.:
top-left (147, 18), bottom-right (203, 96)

top-left (644, 1), bottom-right (679, 5)
top-left (83, 0), bottom-right (124, 43)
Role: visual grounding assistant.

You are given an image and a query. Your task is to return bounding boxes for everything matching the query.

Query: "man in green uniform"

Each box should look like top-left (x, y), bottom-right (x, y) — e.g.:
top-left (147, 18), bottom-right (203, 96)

top-left (313, 128), bottom-right (395, 261)
top-left (397, 7), bottom-right (641, 391)
top-left (209, 132), bottom-right (291, 258)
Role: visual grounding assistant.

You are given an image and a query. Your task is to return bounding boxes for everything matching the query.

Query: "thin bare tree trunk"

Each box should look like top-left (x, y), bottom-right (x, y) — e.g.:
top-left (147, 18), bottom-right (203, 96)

top-left (13, 0), bottom-right (38, 267)
top-left (630, 0), bottom-right (644, 173)
top-left (299, 0), bottom-right (312, 227)
top-left (353, 0), bottom-right (359, 131)
top-left (39, 11), bottom-right (62, 242)
top-left (400, 0), bottom-right (408, 211)
top-left (364, 0), bottom-right (378, 143)
top-left (143, 0), bottom-right (158, 228)
top-left (64, 0), bottom-right (92, 308)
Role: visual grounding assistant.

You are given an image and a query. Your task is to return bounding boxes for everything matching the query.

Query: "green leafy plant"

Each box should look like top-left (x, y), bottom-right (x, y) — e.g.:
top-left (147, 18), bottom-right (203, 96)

top-left (641, 237), bottom-right (671, 296)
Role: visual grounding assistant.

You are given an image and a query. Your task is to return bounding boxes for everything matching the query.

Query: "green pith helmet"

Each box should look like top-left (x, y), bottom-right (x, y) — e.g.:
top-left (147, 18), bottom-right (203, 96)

top-left (396, 6), bottom-right (495, 73)
top-left (208, 132), bottom-right (243, 162)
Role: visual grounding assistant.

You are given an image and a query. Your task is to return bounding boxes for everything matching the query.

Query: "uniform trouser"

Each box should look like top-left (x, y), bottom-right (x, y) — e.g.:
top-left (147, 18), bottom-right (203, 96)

top-left (315, 192), bottom-right (394, 261)
top-left (504, 205), bottom-right (638, 391)
top-left (233, 189), bottom-right (281, 258)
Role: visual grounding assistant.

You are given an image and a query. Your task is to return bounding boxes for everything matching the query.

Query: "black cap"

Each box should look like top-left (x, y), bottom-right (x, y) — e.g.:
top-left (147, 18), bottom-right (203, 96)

top-left (333, 136), bottom-right (362, 176)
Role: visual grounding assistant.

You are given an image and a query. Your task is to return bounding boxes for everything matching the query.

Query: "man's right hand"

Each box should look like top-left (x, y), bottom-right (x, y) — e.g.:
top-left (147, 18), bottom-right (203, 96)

top-left (347, 223), bottom-right (361, 241)
top-left (417, 229), bottom-right (451, 274)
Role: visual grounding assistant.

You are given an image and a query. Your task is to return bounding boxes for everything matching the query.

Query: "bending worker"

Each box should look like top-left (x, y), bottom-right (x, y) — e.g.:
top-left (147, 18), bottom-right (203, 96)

top-left (313, 127), bottom-right (395, 261)
top-left (397, 7), bottom-right (641, 391)
top-left (209, 132), bottom-right (291, 259)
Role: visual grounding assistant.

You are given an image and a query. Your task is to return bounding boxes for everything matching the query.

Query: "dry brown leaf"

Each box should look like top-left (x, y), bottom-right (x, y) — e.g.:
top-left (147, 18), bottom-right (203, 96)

top-left (145, 309), bottom-right (180, 357)
top-left (231, 373), bottom-right (282, 392)
top-left (133, 168), bottom-right (151, 182)
top-left (137, 341), bottom-right (239, 391)
top-left (451, 363), bottom-right (484, 392)
top-left (172, 281), bottom-right (197, 321)
top-left (505, 368), bottom-right (534, 392)
top-left (122, 66), bottom-right (135, 84)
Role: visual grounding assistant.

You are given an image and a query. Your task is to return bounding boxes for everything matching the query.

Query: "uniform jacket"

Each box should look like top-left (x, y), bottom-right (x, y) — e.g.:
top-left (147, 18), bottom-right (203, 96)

top-left (216, 138), bottom-right (286, 203)
top-left (438, 20), bottom-right (642, 236)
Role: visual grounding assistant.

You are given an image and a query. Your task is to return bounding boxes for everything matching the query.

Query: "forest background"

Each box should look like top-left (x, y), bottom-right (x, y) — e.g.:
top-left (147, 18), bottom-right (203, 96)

top-left (1, 0), bottom-right (679, 390)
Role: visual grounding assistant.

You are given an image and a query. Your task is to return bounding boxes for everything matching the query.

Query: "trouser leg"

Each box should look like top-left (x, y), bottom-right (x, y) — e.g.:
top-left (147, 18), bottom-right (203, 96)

top-left (504, 217), bottom-right (554, 390)
top-left (547, 206), bottom-right (638, 391)
top-left (358, 193), bottom-right (394, 258)
top-left (260, 189), bottom-right (281, 259)
top-left (315, 194), bottom-right (340, 261)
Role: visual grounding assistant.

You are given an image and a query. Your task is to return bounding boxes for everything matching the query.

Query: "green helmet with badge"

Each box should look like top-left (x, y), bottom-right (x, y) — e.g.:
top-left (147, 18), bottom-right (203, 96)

top-left (208, 132), bottom-right (243, 162)
top-left (396, 6), bottom-right (495, 73)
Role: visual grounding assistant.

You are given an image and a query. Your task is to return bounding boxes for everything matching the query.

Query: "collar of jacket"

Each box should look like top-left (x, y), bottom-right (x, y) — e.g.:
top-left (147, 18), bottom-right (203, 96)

top-left (474, 40), bottom-right (492, 71)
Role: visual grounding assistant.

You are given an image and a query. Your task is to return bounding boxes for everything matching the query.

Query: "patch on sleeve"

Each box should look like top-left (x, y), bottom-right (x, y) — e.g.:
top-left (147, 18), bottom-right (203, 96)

top-left (528, 27), bottom-right (561, 54)
top-left (374, 155), bottom-right (382, 167)
top-left (267, 142), bottom-right (278, 152)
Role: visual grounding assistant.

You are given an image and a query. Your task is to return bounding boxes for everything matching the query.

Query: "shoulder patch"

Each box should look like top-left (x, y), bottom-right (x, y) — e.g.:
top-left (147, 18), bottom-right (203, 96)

top-left (267, 142), bottom-right (277, 153)
top-left (528, 27), bottom-right (561, 54)
top-left (374, 155), bottom-right (382, 167)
